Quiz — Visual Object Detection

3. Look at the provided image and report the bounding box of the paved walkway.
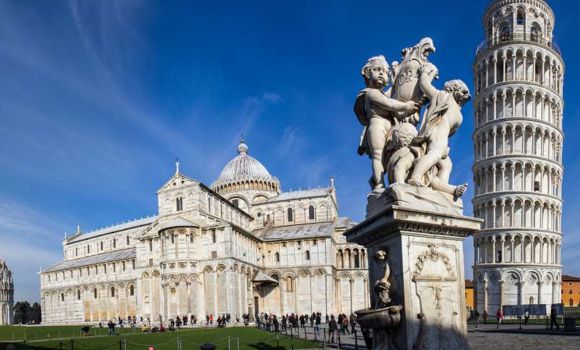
[271,322,580,350]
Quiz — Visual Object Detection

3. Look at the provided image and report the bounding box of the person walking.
[550,305,560,330]
[342,315,350,334]
[523,310,530,325]
[328,315,338,343]
[496,308,503,329]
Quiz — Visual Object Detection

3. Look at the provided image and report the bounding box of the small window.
[100,242,104,251]
[61,293,65,302]
[110,287,115,298]
[112,263,116,272]
[305,250,310,260]
[70,270,73,278]
[132,260,135,269]
[129,285,134,296]
[94,289,98,299]
[275,252,280,262]
[77,290,81,300]
[313,240,317,246]
[87,245,90,254]
[104,264,107,273]
[308,205,315,220]
[113,239,116,248]
[286,276,294,291]
[287,208,294,222]
[122,261,126,271]
[190,234,194,243]
[212,251,217,259]
[75,248,78,257]
[171,234,175,244]
[212,230,216,243]
[534,181,541,192]
[126,236,130,245]
[176,197,183,211]
[149,259,153,267]
[149,239,153,252]
[232,199,239,208]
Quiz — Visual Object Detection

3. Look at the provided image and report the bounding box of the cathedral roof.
[211,139,280,193]
[157,217,202,231]
[264,187,332,203]
[43,248,136,273]
[67,216,157,243]
[256,222,335,241]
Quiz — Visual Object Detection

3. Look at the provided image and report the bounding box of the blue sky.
[0,0,578,302]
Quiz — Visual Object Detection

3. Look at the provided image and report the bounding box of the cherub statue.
[407,62,470,197]
[354,56,419,192]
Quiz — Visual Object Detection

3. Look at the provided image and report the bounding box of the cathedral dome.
[211,139,280,195]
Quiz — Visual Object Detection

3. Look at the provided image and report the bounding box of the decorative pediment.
[157,173,199,193]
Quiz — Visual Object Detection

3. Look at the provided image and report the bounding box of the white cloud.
[0,199,71,302]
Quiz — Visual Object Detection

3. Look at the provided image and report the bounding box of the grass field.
[0,326,319,350]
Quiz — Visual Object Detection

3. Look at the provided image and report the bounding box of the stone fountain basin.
[356,305,403,329]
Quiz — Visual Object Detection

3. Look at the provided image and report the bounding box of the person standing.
[328,315,338,343]
[523,310,530,326]
[496,308,503,329]
[550,305,560,330]
[350,314,357,334]
[482,310,488,324]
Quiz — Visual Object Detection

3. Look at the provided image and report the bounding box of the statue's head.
[391,123,418,148]
[444,79,471,106]
[361,55,389,88]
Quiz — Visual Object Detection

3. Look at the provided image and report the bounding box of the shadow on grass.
[247,343,287,350]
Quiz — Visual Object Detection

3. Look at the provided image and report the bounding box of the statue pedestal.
[345,186,481,350]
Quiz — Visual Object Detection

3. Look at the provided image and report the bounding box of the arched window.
[110,287,115,298]
[77,290,81,300]
[94,288,98,299]
[129,285,134,296]
[287,208,294,222]
[232,199,239,208]
[61,293,65,302]
[176,197,183,211]
[516,8,525,26]
[354,250,360,268]
[275,252,280,262]
[499,23,511,42]
[305,250,310,260]
[530,23,542,43]
[286,276,294,291]
[308,205,315,220]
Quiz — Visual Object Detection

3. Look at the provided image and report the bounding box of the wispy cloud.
[0,199,71,302]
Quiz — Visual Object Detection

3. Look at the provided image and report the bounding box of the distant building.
[561,275,580,307]
[0,259,14,325]
[40,140,369,324]
[465,280,474,312]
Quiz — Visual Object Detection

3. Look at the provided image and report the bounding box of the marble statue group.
[355,37,470,198]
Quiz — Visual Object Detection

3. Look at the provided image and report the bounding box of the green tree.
[13,301,31,324]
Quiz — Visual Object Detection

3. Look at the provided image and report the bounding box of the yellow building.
[562,275,580,307]
[465,280,474,312]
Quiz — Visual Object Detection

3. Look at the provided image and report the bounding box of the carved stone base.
[367,183,463,219]
[345,202,481,350]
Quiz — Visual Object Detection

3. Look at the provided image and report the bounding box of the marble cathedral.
[40,140,369,324]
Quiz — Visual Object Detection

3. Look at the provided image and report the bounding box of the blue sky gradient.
[0,0,578,302]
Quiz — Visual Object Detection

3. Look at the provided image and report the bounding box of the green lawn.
[0,326,319,350]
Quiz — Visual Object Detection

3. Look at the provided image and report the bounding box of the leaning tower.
[472,0,564,314]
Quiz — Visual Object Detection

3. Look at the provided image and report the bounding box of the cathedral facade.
[0,259,14,325]
[40,140,369,324]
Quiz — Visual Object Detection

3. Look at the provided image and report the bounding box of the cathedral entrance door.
[254,297,259,316]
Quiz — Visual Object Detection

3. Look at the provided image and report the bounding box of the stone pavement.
[272,323,580,350]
